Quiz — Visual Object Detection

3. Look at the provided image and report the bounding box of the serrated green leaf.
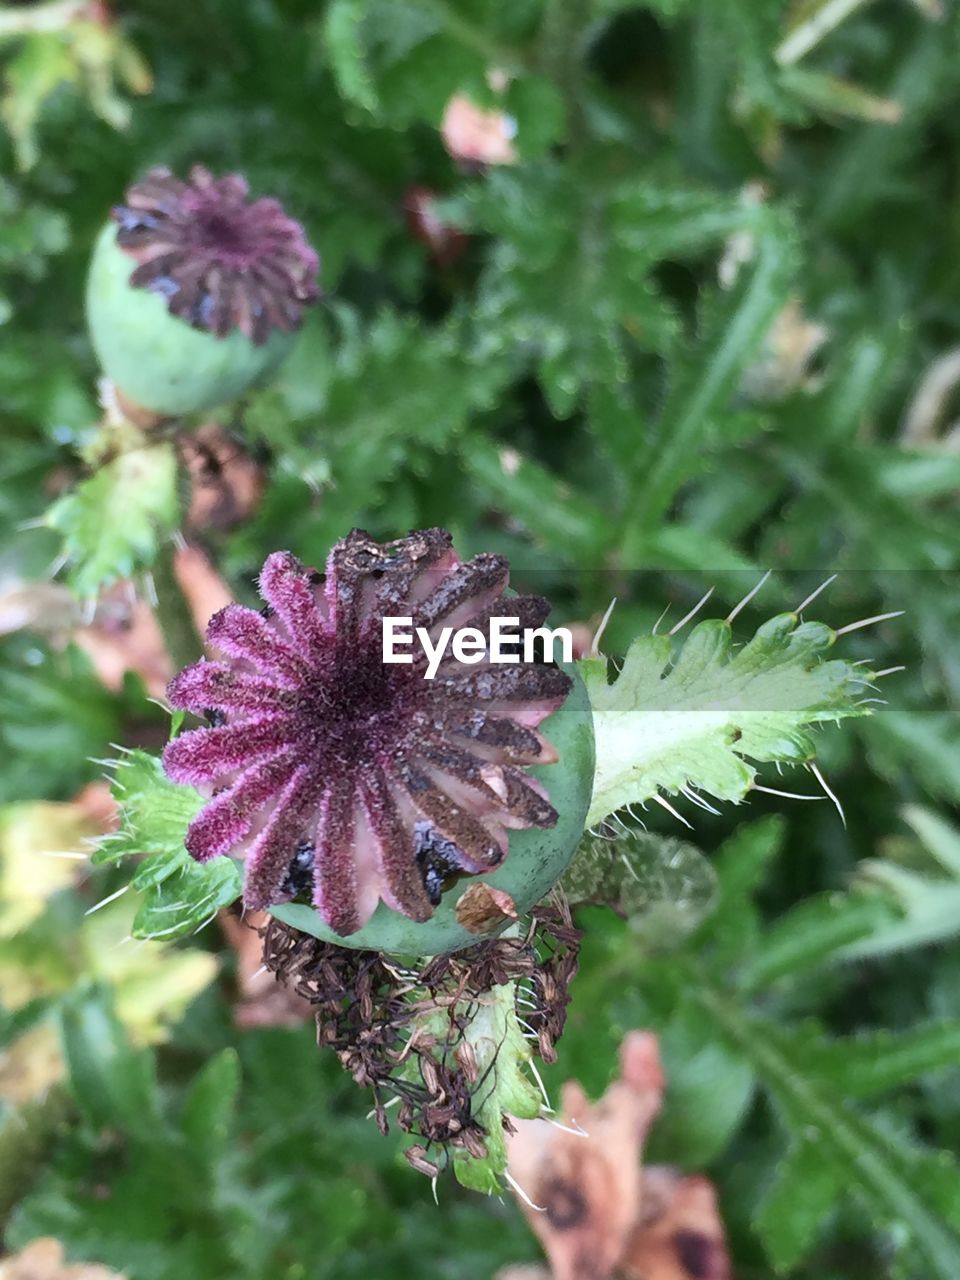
[45,441,179,597]
[625,208,799,538]
[738,890,897,993]
[316,0,510,126]
[651,998,756,1166]
[712,813,786,903]
[755,1137,842,1271]
[842,866,960,960]
[93,750,240,942]
[94,751,202,868]
[132,860,241,941]
[401,977,545,1198]
[693,975,960,1279]
[794,1022,960,1100]
[324,0,381,113]
[469,167,771,417]
[180,1049,241,1156]
[863,712,960,807]
[836,806,960,960]
[704,815,786,967]
[582,611,868,827]
[247,309,508,553]
[459,434,608,559]
[418,981,541,1195]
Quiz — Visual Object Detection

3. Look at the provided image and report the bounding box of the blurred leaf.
[45,442,179,598]
[863,711,960,807]
[755,1137,842,1271]
[0,800,94,937]
[59,988,160,1140]
[793,1021,960,1100]
[564,829,718,947]
[693,978,960,1279]
[468,167,774,417]
[737,889,897,992]
[651,999,756,1166]
[625,208,800,538]
[0,643,121,804]
[842,807,960,959]
[458,434,608,559]
[0,14,151,169]
[180,1048,240,1157]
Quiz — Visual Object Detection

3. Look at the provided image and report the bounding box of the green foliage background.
[2,0,960,1277]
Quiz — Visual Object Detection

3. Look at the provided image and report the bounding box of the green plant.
[0,0,956,1274]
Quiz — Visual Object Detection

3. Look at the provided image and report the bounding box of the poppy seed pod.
[162,528,595,956]
[86,166,319,417]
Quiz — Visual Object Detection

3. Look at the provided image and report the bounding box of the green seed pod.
[269,665,595,956]
[85,166,319,418]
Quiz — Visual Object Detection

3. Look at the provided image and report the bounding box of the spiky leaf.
[45,441,179,597]
[581,611,869,827]
[93,751,240,941]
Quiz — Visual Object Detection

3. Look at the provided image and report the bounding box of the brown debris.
[179,423,265,533]
[403,186,469,267]
[74,584,171,698]
[261,901,581,1175]
[71,544,230,697]
[2,536,232,701]
[455,883,519,934]
[169,541,234,631]
[623,1168,730,1280]
[504,1033,731,1280]
[218,908,312,1029]
[0,1239,124,1280]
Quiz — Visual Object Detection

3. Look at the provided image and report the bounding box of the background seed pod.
[269,664,595,957]
[86,223,296,417]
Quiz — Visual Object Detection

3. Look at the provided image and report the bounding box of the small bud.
[86,165,319,417]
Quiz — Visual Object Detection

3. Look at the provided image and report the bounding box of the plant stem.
[774,0,876,66]
[151,541,203,673]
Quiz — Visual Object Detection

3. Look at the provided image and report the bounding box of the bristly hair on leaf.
[45,437,179,597]
[92,749,241,941]
[581,610,873,829]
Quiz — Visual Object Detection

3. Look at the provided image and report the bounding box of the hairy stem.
[151,540,203,673]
